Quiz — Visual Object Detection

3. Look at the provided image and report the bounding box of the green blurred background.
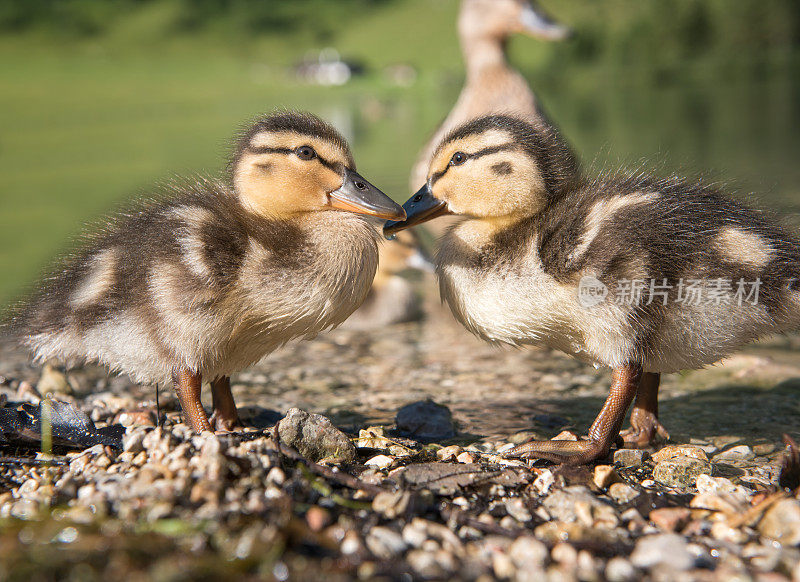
[1,0,799,308]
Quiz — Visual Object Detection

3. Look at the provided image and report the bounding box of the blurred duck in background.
[342,229,433,329]
[409,0,573,193]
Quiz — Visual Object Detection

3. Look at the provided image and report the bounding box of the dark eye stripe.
[247,146,343,173]
[430,143,516,186]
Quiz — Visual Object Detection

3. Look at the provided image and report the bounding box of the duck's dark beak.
[383,184,451,237]
[329,169,406,221]
[520,1,570,41]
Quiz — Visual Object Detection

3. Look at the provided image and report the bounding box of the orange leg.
[620,372,670,447]
[172,368,212,433]
[509,364,643,465]
[209,375,241,432]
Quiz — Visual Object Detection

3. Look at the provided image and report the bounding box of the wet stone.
[395,399,455,440]
[276,408,356,463]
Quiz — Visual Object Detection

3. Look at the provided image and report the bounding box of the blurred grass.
[1,0,799,308]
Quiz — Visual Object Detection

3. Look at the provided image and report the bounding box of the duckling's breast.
[436,221,646,369]
[214,212,379,373]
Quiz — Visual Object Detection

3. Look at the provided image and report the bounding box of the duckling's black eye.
[450,152,467,166]
[295,146,316,161]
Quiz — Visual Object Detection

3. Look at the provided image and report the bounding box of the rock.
[364,455,394,469]
[652,445,709,463]
[365,526,407,559]
[395,399,455,440]
[122,427,149,453]
[713,445,756,463]
[613,448,647,467]
[504,498,532,523]
[542,486,613,523]
[552,430,579,441]
[605,556,637,582]
[710,521,748,544]
[373,491,417,519]
[534,522,627,546]
[695,474,748,500]
[16,380,41,403]
[389,462,483,495]
[648,507,690,532]
[608,483,639,504]
[276,408,356,463]
[594,465,621,488]
[508,536,548,570]
[436,445,463,461]
[305,506,331,532]
[653,456,712,488]
[37,364,74,396]
[407,549,448,579]
[753,443,777,456]
[456,451,475,464]
[689,492,744,514]
[533,469,555,495]
[630,534,694,571]
[758,498,800,545]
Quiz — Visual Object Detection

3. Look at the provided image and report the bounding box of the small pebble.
[613,448,646,467]
[653,456,712,488]
[630,533,694,570]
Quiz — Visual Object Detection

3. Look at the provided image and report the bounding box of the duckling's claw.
[210,376,242,432]
[620,372,669,448]
[507,364,643,466]
[172,368,213,433]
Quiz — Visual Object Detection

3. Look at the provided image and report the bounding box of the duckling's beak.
[383,184,451,237]
[520,1,570,40]
[328,169,406,221]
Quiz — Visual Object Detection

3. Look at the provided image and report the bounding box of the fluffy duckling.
[12,111,405,433]
[342,230,433,329]
[409,0,571,192]
[386,115,800,465]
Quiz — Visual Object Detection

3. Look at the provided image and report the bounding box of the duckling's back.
[538,175,800,370]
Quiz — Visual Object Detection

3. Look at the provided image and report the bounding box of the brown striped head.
[385,115,577,235]
[231,111,404,220]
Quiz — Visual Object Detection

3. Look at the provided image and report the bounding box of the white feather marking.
[569,192,659,264]
[70,248,118,307]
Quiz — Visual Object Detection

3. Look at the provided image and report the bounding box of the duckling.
[342,230,433,329]
[11,111,405,433]
[409,0,571,193]
[386,114,800,465]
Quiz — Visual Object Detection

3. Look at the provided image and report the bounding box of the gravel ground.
[1,280,800,581]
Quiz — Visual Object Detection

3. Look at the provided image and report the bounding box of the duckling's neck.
[461,34,509,79]
[452,214,529,251]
